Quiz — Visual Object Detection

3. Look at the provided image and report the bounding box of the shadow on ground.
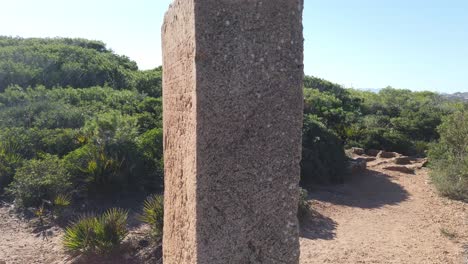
[307,169,409,209]
[71,238,162,264]
[300,209,337,240]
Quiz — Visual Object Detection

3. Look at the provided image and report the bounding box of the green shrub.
[138,194,164,238]
[298,188,309,218]
[413,140,429,157]
[301,115,348,185]
[53,193,72,219]
[63,208,128,254]
[134,67,163,98]
[54,193,72,207]
[64,144,124,193]
[428,109,468,201]
[348,127,417,156]
[38,129,80,156]
[0,141,23,190]
[136,128,164,190]
[7,154,71,207]
[63,215,100,253]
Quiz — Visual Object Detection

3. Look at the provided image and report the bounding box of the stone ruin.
[162,0,304,263]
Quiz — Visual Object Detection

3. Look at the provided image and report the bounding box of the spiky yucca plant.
[54,193,71,207]
[63,208,128,254]
[138,194,164,238]
[63,214,99,253]
[97,208,129,251]
[53,193,72,220]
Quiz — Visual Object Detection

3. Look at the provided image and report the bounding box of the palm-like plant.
[63,208,128,254]
[53,193,72,219]
[63,214,99,253]
[138,194,164,238]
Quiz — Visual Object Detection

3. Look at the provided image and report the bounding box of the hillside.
[443,92,468,102]
[0,36,162,97]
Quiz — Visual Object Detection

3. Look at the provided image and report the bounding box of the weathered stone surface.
[383,165,415,174]
[162,0,304,263]
[377,151,399,159]
[349,158,367,174]
[365,149,380,157]
[363,156,377,162]
[394,156,411,165]
[162,1,198,262]
[351,147,365,155]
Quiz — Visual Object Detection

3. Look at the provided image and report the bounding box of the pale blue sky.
[1,0,467,93]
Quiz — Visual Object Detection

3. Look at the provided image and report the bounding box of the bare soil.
[0,206,66,264]
[0,201,162,264]
[0,157,466,263]
[300,158,468,264]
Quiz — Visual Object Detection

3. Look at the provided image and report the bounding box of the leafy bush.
[63,208,128,254]
[298,188,309,218]
[0,140,23,190]
[7,154,71,207]
[53,193,72,219]
[136,128,164,190]
[355,128,416,156]
[63,144,124,194]
[63,111,159,194]
[428,109,468,201]
[138,194,164,238]
[301,115,348,185]
[38,129,80,156]
[133,67,162,98]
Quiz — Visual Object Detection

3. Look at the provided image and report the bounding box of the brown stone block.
[162,0,304,263]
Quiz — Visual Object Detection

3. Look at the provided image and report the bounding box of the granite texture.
[162,0,304,263]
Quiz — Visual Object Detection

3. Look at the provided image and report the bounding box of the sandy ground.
[0,157,466,263]
[300,158,468,264]
[0,205,162,264]
[0,206,67,264]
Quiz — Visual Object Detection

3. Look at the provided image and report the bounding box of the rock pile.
[347,147,427,175]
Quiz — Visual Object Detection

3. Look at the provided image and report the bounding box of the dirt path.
[0,206,68,264]
[300,158,468,264]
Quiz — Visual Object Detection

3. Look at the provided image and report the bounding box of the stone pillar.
[162,0,304,263]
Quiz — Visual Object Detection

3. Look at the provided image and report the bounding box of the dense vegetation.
[301,76,463,185]
[0,85,164,206]
[303,77,458,156]
[429,107,468,201]
[0,37,164,207]
[0,36,465,205]
[0,37,162,95]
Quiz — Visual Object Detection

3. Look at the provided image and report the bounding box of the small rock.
[421,159,429,167]
[383,165,415,174]
[349,158,367,174]
[365,149,380,157]
[351,147,365,155]
[363,157,376,162]
[377,151,399,159]
[394,156,411,165]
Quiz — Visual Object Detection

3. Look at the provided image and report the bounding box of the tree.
[429,108,468,201]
